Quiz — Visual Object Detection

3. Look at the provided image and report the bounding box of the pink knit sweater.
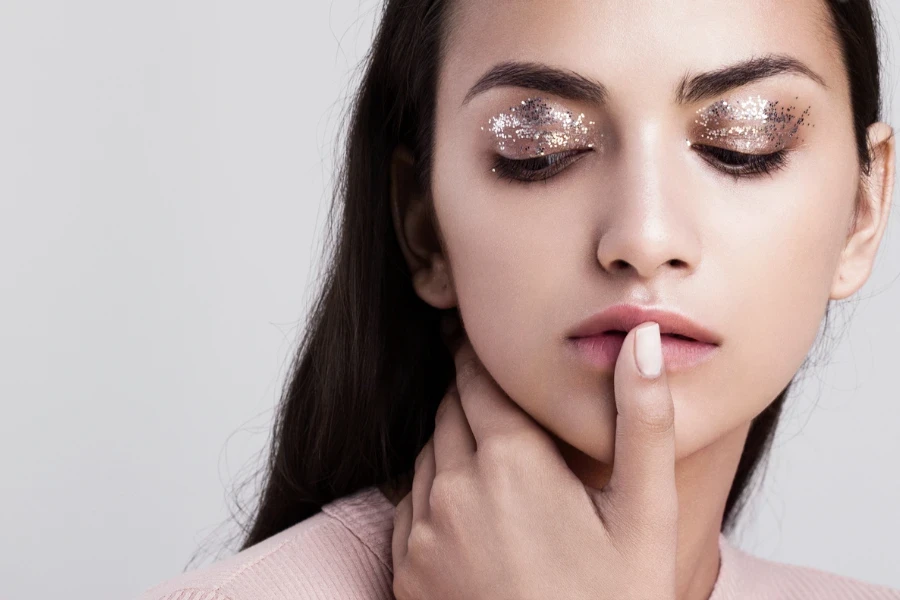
[136,485,900,600]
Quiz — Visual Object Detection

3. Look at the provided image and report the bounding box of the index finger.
[595,322,678,540]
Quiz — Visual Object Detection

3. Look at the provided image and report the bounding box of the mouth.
[565,303,722,372]
[568,330,719,372]
[566,303,723,346]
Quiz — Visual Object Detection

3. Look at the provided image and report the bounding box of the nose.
[595,128,702,280]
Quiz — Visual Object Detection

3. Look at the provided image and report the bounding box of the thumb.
[594,322,678,540]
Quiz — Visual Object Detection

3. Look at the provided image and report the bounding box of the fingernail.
[635,322,662,379]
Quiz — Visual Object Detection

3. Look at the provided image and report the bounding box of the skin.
[383,0,895,598]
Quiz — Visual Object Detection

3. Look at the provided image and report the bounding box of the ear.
[390,145,457,309]
[830,122,895,301]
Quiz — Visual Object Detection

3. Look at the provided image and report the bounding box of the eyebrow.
[461,54,828,108]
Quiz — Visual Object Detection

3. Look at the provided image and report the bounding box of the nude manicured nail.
[635,323,662,379]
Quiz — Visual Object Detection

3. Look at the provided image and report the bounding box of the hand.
[390,320,678,600]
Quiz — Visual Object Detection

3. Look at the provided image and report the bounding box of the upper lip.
[568,303,722,345]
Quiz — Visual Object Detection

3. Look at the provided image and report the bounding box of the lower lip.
[568,332,719,373]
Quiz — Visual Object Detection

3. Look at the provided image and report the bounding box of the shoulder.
[134,486,397,600]
[713,533,900,599]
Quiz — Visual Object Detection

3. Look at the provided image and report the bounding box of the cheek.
[432,170,576,408]
[437,192,560,360]
[716,162,856,424]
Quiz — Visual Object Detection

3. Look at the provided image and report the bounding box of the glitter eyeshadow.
[481,97,602,157]
[689,94,813,154]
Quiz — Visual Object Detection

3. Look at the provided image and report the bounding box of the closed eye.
[692,144,790,181]
[491,149,591,183]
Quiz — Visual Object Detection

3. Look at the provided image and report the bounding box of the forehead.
[440,0,843,108]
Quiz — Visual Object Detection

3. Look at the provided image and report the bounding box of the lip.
[566,303,722,373]
[567,303,723,345]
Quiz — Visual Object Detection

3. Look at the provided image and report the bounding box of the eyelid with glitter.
[480,96,604,158]
[690,94,814,154]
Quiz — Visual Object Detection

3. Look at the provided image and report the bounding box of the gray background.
[1,1,898,599]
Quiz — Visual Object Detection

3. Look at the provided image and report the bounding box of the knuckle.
[478,433,534,472]
[478,436,513,468]
[633,402,675,435]
[428,475,450,511]
[428,469,465,519]
[406,520,435,556]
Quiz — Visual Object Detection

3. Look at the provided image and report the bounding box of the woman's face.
[398,0,893,469]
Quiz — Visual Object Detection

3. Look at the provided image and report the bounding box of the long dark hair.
[233,0,886,551]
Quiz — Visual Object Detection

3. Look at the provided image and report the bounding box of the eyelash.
[491,150,590,183]
[491,145,790,184]
[693,144,790,182]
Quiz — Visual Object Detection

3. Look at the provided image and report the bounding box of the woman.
[137,0,899,598]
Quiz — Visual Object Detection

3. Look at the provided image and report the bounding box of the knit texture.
[135,485,900,600]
